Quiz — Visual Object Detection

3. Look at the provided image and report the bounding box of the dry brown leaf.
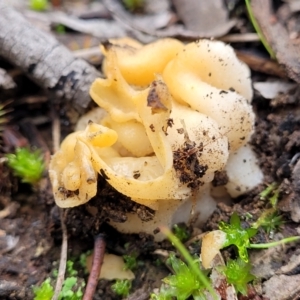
[104,0,234,40]
[172,0,236,37]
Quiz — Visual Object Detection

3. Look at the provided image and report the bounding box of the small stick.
[51,108,68,300]
[83,234,106,300]
[52,209,68,300]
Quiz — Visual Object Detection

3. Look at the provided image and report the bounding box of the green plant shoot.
[219,212,257,262]
[219,212,300,259]
[33,278,54,300]
[249,236,300,249]
[259,183,277,200]
[6,147,44,184]
[33,259,85,300]
[252,210,283,234]
[111,279,132,297]
[160,227,217,300]
[220,258,255,295]
[245,0,275,58]
[164,253,209,300]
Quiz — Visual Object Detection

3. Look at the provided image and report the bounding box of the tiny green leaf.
[33,278,54,300]
[219,212,257,262]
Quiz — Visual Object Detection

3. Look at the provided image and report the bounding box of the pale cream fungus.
[49,38,262,238]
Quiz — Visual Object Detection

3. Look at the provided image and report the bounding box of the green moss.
[33,278,54,300]
[123,254,138,270]
[220,258,255,295]
[111,279,132,297]
[33,260,85,300]
[6,147,45,184]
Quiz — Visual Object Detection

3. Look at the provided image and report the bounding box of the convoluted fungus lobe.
[49,37,260,220]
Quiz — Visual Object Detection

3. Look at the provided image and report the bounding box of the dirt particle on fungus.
[162,118,174,135]
[149,124,155,132]
[58,187,79,198]
[153,228,160,234]
[177,128,184,134]
[219,90,228,95]
[229,87,235,92]
[167,118,174,127]
[173,140,208,189]
[87,177,96,184]
[212,170,229,186]
[133,170,141,179]
[137,207,155,221]
[147,80,168,114]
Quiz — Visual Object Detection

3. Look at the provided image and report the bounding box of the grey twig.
[0,3,100,113]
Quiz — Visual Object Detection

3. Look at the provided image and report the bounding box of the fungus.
[49,38,262,238]
[86,253,135,280]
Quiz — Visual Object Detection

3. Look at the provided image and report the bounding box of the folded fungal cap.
[49,38,256,210]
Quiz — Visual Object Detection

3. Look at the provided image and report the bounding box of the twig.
[73,47,103,65]
[52,208,68,300]
[236,50,287,78]
[220,33,260,43]
[0,3,100,114]
[83,234,106,300]
[73,47,103,60]
[51,108,61,154]
[51,107,68,300]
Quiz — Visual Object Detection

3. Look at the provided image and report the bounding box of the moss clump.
[6,147,44,184]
